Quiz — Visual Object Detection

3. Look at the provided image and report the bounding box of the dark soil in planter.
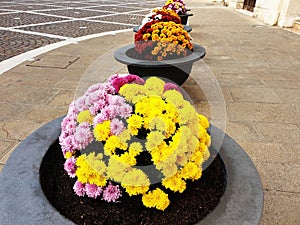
[40,140,226,225]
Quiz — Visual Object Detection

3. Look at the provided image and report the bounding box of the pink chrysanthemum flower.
[75,95,88,112]
[86,83,103,95]
[110,118,125,135]
[60,135,76,156]
[73,181,85,197]
[74,122,93,150]
[119,104,133,119]
[64,157,77,178]
[85,184,103,199]
[102,182,122,203]
[93,106,113,126]
[164,82,181,93]
[85,90,108,108]
[61,118,77,136]
[108,95,125,106]
[110,74,145,92]
[67,100,79,116]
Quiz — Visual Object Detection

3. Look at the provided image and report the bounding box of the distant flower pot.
[133,25,192,33]
[114,43,206,85]
[179,13,193,25]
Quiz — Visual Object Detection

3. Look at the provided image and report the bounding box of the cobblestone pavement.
[0,0,162,62]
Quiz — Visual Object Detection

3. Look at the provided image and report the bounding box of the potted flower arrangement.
[59,74,212,211]
[141,8,181,27]
[115,21,205,85]
[163,0,193,25]
[0,74,263,225]
[133,8,192,33]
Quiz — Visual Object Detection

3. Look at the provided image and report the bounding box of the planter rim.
[114,43,206,67]
[0,117,263,225]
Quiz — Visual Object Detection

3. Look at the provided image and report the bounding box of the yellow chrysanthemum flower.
[149,117,167,132]
[119,83,144,102]
[112,150,138,166]
[150,142,173,164]
[180,161,202,181]
[106,157,131,183]
[156,158,178,177]
[163,90,184,107]
[162,173,186,193]
[142,188,170,211]
[190,149,204,166]
[104,135,127,156]
[146,131,165,151]
[118,129,131,143]
[129,142,143,152]
[198,114,210,129]
[122,169,150,196]
[94,120,110,141]
[64,151,73,159]
[144,77,165,96]
[77,110,94,124]
[76,154,107,187]
[127,114,143,136]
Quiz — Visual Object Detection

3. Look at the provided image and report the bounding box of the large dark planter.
[133,25,192,33]
[114,43,206,85]
[0,117,263,225]
[179,13,193,25]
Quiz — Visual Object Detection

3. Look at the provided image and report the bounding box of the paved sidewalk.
[0,1,299,225]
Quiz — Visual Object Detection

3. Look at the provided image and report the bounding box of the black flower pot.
[0,117,263,225]
[114,44,206,85]
[133,25,192,33]
[179,13,193,25]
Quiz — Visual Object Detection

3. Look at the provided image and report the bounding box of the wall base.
[254,7,279,26]
[278,15,296,27]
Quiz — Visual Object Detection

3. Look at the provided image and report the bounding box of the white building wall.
[278,0,300,27]
[254,0,283,25]
[223,0,300,27]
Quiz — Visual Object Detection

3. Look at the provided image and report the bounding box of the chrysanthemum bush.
[60,74,211,211]
[164,0,187,15]
[133,21,193,60]
[141,8,181,27]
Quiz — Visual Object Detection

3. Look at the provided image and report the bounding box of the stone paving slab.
[88,5,145,13]
[239,141,300,165]
[227,102,300,124]
[92,14,144,25]
[228,87,282,103]
[262,191,300,225]
[20,20,133,38]
[0,30,61,62]
[36,9,113,18]
[0,12,67,27]
[3,4,62,11]
[255,122,300,143]
[255,162,300,193]
[47,2,100,8]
